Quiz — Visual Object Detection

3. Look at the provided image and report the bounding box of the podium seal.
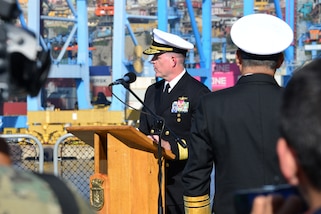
[90,178,104,211]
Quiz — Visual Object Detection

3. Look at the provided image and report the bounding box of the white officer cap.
[143,28,194,56]
[231,13,293,56]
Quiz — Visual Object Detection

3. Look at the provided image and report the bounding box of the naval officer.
[182,13,294,214]
[138,28,211,214]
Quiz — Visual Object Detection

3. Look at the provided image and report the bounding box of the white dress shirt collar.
[164,70,186,92]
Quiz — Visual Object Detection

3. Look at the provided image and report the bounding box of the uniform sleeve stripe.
[178,139,188,160]
[184,195,211,214]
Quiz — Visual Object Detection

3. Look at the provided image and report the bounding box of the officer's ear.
[277,138,299,185]
[235,49,242,68]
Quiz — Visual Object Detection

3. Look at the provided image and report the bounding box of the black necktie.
[164,83,170,94]
[159,83,170,114]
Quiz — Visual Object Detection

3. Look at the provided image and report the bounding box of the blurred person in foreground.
[0,137,96,214]
[0,0,95,212]
[182,13,294,214]
[250,58,321,214]
[139,28,211,213]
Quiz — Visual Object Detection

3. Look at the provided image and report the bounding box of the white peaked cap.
[230,13,293,55]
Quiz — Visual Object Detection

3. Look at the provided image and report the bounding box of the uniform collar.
[165,69,186,92]
[238,73,279,85]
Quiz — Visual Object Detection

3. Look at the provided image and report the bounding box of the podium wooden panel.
[67,125,175,214]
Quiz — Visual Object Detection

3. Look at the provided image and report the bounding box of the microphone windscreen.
[125,72,137,84]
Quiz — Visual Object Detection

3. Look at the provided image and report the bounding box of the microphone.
[108,72,137,86]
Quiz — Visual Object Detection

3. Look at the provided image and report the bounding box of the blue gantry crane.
[25,0,295,112]
[1,0,296,135]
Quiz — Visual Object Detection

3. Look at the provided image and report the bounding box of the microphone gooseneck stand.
[121,82,186,214]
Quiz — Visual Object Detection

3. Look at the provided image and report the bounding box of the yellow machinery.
[3,108,140,145]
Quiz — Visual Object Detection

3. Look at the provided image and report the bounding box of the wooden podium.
[67,125,175,214]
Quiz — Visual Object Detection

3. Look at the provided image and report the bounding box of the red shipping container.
[2,102,27,115]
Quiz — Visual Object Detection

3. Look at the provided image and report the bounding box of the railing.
[53,133,94,200]
[0,134,44,173]
[0,133,94,201]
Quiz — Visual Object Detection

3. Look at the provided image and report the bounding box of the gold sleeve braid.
[184,195,211,214]
[178,139,188,160]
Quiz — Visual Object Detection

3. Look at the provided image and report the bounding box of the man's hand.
[148,135,171,150]
[250,194,305,214]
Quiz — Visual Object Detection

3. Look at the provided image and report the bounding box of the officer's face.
[150,52,175,81]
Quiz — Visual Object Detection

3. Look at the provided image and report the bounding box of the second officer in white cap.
[138,28,210,214]
[182,13,294,214]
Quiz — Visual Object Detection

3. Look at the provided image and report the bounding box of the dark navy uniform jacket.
[182,73,287,214]
[139,71,210,209]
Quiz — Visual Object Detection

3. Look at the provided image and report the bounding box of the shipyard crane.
[0,0,296,141]
[26,0,295,111]
[26,0,215,113]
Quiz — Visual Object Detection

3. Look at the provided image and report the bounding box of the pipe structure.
[109,0,127,111]
[76,0,92,109]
